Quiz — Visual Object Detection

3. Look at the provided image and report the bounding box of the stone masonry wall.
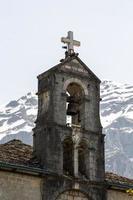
[0,170,42,200]
[56,190,88,200]
[0,170,133,200]
[107,189,133,200]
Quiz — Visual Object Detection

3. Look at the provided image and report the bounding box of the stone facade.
[0,168,133,200]
[107,189,133,200]
[56,190,88,200]
[0,170,42,200]
[33,55,106,200]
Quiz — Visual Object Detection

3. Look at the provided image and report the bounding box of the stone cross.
[61,31,80,54]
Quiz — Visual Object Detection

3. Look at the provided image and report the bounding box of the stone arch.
[64,79,87,127]
[63,78,88,96]
[56,190,88,200]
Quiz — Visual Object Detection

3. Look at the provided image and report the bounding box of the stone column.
[74,145,78,177]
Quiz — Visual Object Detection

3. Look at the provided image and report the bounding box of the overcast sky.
[0,0,133,104]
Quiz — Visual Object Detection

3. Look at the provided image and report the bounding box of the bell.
[67,102,78,116]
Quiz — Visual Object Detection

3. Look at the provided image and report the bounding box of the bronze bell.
[67,102,78,116]
[66,96,79,116]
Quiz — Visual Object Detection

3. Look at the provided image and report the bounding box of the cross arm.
[73,40,80,47]
[61,37,80,47]
[61,37,71,43]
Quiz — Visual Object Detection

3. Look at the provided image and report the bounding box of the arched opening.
[63,138,74,176]
[66,83,84,126]
[78,141,87,178]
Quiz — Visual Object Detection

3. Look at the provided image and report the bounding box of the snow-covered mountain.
[0,92,37,144]
[0,80,133,178]
[101,80,133,178]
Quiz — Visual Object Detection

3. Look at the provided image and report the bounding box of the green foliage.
[126,189,133,196]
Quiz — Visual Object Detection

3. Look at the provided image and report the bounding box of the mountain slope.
[0,81,133,178]
[0,92,37,145]
[101,80,133,178]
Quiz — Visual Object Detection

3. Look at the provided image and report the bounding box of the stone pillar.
[74,145,78,177]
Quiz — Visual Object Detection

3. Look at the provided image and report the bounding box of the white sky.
[0,0,133,104]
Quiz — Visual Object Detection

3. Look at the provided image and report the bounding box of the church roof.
[106,172,133,187]
[0,139,133,188]
[0,140,39,167]
[38,54,101,83]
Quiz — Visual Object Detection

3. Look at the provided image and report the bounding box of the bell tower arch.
[33,31,106,200]
[65,82,85,126]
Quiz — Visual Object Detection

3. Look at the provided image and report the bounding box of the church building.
[0,31,133,200]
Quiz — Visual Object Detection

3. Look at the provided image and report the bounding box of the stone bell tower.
[33,31,106,200]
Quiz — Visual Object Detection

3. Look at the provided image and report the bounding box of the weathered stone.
[0,171,41,200]
[107,190,133,200]
[56,190,87,200]
[33,54,106,199]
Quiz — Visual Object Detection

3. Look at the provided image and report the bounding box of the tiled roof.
[0,139,39,167]
[0,139,133,186]
[106,172,133,186]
